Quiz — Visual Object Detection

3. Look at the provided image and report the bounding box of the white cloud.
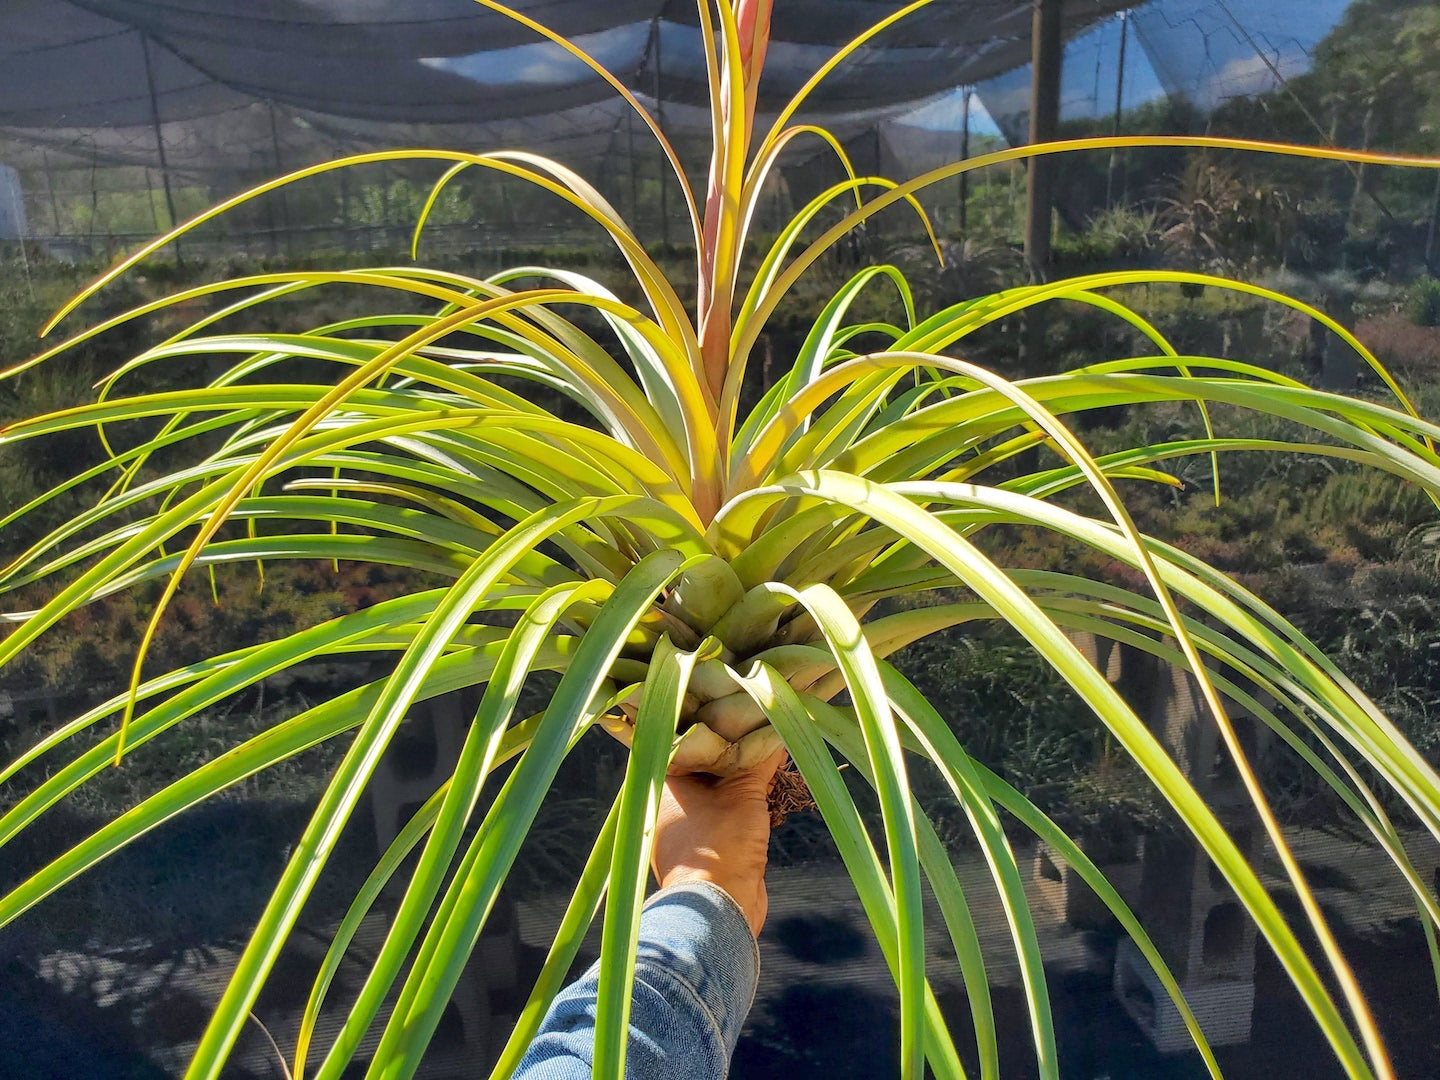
[422,23,647,88]
[1197,47,1311,108]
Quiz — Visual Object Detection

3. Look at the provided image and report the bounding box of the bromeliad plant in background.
[2,2,1440,1078]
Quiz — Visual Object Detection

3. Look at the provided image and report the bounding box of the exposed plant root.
[767,756,817,827]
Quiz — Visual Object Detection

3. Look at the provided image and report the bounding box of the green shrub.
[1407,275,1440,326]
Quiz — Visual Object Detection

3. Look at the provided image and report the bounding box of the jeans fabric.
[513,881,759,1079]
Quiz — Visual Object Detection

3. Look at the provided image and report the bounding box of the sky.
[422,1,1361,146]
[422,22,650,86]
[910,0,1356,145]
[1131,0,1356,108]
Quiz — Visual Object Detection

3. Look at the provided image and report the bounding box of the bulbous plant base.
[603,639,796,777]
[598,710,784,775]
[598,711,816,824]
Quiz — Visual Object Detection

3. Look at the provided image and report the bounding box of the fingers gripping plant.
[2,2,1440,1078]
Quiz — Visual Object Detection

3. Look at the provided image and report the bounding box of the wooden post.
[1021,0,1064,373]
[959,86,971,234]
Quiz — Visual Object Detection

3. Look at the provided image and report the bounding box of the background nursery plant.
[3,2,1440,1079]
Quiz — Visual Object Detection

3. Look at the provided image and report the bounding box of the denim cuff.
[636,881,761,1056]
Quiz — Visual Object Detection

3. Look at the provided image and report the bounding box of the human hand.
[651,746,788,937]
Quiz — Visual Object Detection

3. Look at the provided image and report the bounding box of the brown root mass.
[767,757,817,827]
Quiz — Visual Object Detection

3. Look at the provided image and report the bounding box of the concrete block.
[1113,937,1254,1054]
[1031,842,1141,930]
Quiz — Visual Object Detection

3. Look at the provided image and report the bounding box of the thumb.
[715,742,788,797]
[751,744,790,789]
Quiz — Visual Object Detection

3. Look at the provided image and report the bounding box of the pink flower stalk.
[699,0,773,402]
[734,0,773,130]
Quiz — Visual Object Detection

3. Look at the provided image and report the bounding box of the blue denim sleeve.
[512,881,760,1080]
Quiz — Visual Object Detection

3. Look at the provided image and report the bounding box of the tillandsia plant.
[2,1,1440,1078]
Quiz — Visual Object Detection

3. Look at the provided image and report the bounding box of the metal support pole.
[268,102,294,255]
[87,152,98,248]
[627,108,639,226]
[139,31,182,262]
[959,86,971,234]
[341,168,353,252]
[1022,0,1064,372]
[1105,10,1128,208]
[1426,170,1440,274]
[41,151,63,235]
[599,113,626,229]
[650,17,669,248]
[7,177,35,300]
[145,168,161,230]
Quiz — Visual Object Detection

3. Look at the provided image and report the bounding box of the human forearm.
[512,881,759,1080]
